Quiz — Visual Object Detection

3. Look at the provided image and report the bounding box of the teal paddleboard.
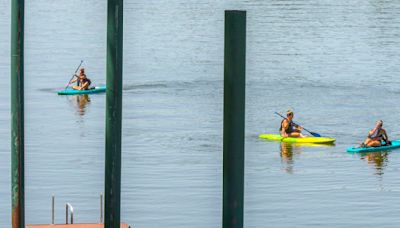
[347,140,400,152]
[57,86,106,95]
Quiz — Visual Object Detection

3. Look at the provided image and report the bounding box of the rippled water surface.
[2,1,400,227]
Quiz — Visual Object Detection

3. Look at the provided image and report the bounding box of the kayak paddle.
[274,112,321,137]
[65,60,84,89]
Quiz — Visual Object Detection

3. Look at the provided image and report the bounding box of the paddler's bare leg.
[288,132,301,138]
[73,85,83,90]
[366,140,381,147]
[288,130,307,138]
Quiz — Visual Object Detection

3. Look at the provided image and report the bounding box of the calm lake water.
[2,0,400,227]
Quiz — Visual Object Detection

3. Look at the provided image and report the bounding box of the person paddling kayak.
[279,110,306,138]
[69,68,91,90]
[361,120,391,147]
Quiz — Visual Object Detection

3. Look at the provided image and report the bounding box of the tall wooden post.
[105,0,123,227]
[11,0,25,228]
[223,10,246,228]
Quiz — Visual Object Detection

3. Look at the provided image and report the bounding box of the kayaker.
[279,110,306,138]
[69,68,91,90]
[361,120,391,147]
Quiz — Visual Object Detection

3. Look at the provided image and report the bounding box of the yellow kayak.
[259,134,335,144]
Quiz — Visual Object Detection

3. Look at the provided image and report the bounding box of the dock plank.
[26,224,129,228]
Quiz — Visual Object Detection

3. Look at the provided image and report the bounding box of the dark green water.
[2,0,400,227]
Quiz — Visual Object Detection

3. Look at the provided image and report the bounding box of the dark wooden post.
[223,10,246,228]
[105,0,123,227]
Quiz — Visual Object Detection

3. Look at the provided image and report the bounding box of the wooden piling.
[105,0,124,227]
[223,10,246,228]
[11,0,25,227]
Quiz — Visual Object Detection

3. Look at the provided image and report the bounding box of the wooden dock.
[26,224,130,228]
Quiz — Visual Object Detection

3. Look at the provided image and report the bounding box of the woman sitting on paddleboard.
[280,110,306,138]
[69,68,91,90]
[361,120,391,147]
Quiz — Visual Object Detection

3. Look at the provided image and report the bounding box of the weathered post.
[223,10,246,228]
[105,0,123,227]
[11,0,25,228]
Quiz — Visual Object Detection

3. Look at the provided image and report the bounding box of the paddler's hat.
[286,110,293,116]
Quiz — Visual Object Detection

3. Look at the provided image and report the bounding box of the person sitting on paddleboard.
[361,120,391,147]
[69,68,91,90]
[280,110,306,138]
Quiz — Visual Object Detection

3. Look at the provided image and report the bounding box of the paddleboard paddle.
[274,112,321,137]
[65,60,84,89]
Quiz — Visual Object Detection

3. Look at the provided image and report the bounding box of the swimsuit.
[280,120,297,134]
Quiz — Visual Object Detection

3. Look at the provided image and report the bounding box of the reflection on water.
[279,142,335,174]
[359,152,389,176]
[280,143,297,174]
[68,94,91,116]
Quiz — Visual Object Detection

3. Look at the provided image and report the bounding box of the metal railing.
[52,195,55,224]
[51,194,107,225]
[66,203,74,224]
[100,193,103,223]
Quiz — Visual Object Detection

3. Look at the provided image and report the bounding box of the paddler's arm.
[292,122,302,131]
[382,129,390,142]
[368,126,379,137]
[69,78,78,84]
[80,81,89,90]
[281,120,288,137]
